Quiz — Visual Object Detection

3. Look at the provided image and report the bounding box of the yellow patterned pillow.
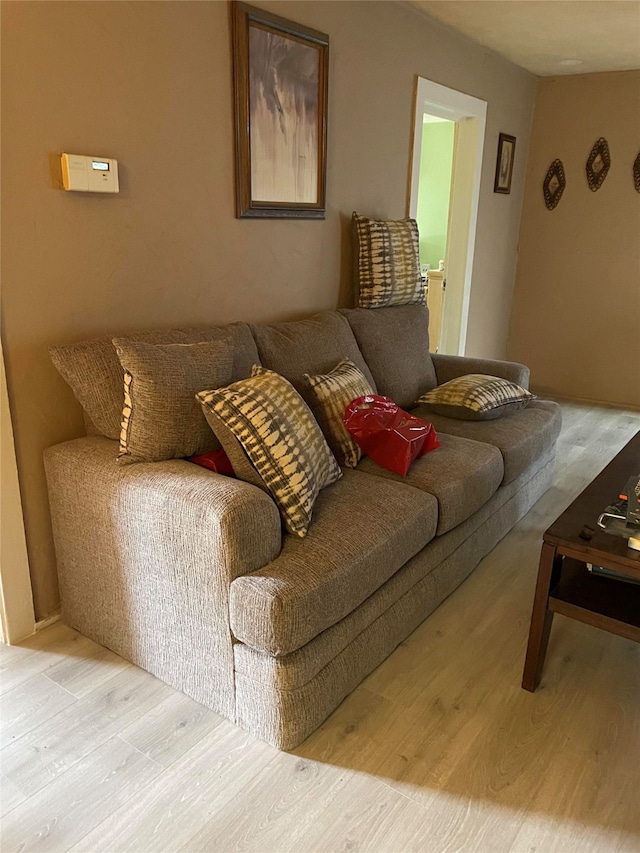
[304,359,375,468]
[417,374,534,421]
[353,212,425,309]
[197,366,341,537]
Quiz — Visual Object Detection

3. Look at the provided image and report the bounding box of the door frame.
[409,77,487,355]
[1,342,36,644]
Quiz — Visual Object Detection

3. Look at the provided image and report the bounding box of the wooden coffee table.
[522,431,640,691]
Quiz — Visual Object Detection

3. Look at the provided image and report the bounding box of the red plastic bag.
[343,395,440,476]
[188,448,235,476]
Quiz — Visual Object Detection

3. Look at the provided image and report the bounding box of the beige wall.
[509,71,640,407]
[1,1,536,618]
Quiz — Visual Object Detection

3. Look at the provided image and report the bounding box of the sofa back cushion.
[50,322,260,440]
[340,304,438,410]
[250,312,376,407]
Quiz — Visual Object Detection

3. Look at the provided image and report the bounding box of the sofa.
[45,303,562,749]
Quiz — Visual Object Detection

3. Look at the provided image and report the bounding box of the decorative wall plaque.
[634,152,640,193]
[543,159,566,210]
[586,138,610,192]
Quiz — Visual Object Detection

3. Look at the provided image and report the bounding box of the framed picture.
[231,1,329,219]
[494,133,516,194]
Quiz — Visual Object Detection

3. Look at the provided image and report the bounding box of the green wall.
[416,120,455,270]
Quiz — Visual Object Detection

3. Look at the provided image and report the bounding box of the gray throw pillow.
[113,338,233,464]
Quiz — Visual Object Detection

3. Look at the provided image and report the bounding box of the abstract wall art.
[231,2,329,219]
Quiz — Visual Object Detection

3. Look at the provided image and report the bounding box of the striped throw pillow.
[417,374,535,421]
[304,359,375,468]
[197,366,341,537]
[353,212,425,309]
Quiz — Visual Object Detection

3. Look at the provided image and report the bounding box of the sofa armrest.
[431,354,530,390]
[44,436,281,719]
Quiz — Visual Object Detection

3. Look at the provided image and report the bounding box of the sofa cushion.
[234,443,556,696]
[412,399,562,485]
[198,367,341,538]
[417,373,534,420]
[341,304,438,409]
[352,212,424,308]
[113,338,234,464]
[303,358,375,468]
[250,312,376,407]
[355,432,503,535]
[229,468,438,656]
[50,322,260,440]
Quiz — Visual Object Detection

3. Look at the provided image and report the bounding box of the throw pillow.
[113,338,234,464]
[352,212,424,309]
[197,366,342,537]
[304,358,375,468]
[417,374,535,421]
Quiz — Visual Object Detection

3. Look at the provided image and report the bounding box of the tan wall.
[509,71,640,407]
[1,0,536,618]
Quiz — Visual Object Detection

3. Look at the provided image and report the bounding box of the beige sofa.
[45,304,561,749]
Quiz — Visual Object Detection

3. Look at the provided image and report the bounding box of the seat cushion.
[413,399,562,485]
[250,312,376,408]
[50,322,260,440]
[341,304,437,410]
[229,468,438,656]
[355,433,503,535]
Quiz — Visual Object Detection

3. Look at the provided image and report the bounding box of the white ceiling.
[409,1,640,77]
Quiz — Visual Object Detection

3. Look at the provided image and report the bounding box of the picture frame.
[493,133,516,194]
[231,1,329,219]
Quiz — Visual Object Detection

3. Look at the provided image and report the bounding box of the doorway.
[409,78,487,355]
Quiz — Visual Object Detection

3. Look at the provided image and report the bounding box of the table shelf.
[550,558,640,641]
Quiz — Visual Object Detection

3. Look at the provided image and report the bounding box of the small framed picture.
[494,133,516,194]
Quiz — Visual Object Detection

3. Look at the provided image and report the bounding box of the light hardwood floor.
[2,400,639,853]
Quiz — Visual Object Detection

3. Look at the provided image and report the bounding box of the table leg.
[522,542,562,691]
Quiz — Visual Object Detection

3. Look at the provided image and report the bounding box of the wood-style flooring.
[1,400,639,852]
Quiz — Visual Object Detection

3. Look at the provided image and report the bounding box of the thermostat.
[61,153,119,193]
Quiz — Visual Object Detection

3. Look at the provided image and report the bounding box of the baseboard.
[530,390,640,413]
[35,611,61,632]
